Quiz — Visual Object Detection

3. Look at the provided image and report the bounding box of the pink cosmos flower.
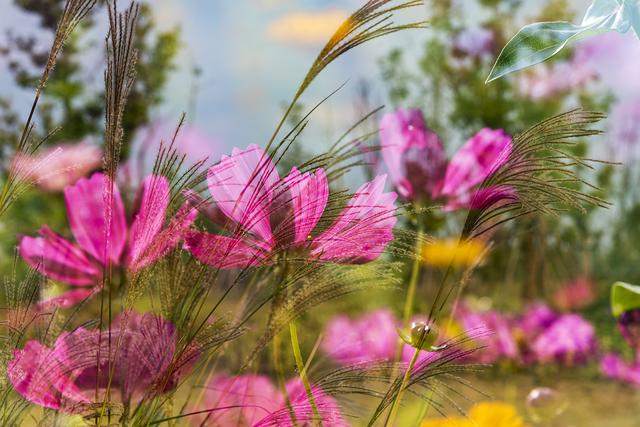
[454,302,518,364]
[185,144,397,268]
[322,309,398,365]
[531,314,597,365]
[553,277,596,311]
[601,353,640,386]
[11,141,102,192]
[379,109,447,201]
[512,303,560,364]
[322,310,445,367]
[7,311,199,413]
[193,375,347,426]
[516,303,559,339]
[379,109,513,209]
[19,172,196,308]
[192,375,283,426]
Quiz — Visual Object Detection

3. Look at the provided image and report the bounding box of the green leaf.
[611,281,640,317]
[486,0,640,83]
[486,21,604,83]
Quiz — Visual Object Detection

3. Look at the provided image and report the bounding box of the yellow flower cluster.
[422,401,529,427]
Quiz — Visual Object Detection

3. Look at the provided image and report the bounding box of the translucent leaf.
[611,281,640,317]
[487,0,640,82]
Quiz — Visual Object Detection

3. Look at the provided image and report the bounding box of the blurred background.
[0,0,603,152]
[2,0,640,425]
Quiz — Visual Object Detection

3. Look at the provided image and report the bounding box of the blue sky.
[0,0,594,157]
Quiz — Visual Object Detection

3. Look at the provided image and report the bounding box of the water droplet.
[410,321,437,349]
[525,387,568,423]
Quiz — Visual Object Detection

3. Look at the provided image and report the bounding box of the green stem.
[386,346,421,427]
[402,226,424,329]
[289,320,323,426]
[274,330,298,425]
[413,400,428,426]
[394,225,424,365]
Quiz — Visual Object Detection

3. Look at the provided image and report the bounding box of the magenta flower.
[7,311,199,413]
[185,144,397,268]
[19,172,196,308]
[601,353,640,386]
[322,310,444,367]
[192,375,283,426]
[379,109,512,209]
[379,109,447,201]
[322,309,398,365]
[12,141,102,192]
[531,314,597,365]
[516,303,559,339]
[454,302,518,364]
[618,308,640,350]
[260,379,348,427]
[194,375,347,426]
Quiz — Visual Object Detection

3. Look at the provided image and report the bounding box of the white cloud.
[266,8,348,47]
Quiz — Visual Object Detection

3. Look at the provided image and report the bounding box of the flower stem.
[395,224,424,366]
[386,346,421,427]
[289,320,323,426]
[402,226,424,328]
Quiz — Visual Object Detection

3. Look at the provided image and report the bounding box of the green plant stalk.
[394,224,424,366]
[413,400,429,426]
[402,226,424,328]
[274,328,299,426]
[386,346,422,427]
[289,320,323,426]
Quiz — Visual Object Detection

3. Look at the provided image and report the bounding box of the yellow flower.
[421,238,486,269]
[422,401,529,427]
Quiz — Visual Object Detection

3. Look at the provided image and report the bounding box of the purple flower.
[618,308,640,350]
[531,314,597,365]
[452,27,494,57]
[380,109,513,210]
[7,311,199,413]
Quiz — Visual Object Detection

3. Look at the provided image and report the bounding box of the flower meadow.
[0,0,639,426]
